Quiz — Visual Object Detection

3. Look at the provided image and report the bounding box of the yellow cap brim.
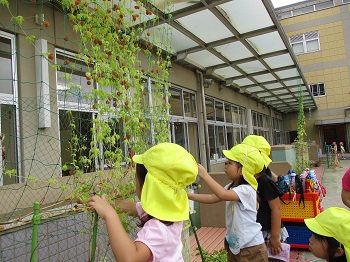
[304,217,332,237]
[132,154,143,164]
[222,150,237,162]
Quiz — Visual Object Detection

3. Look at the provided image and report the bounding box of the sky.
[271,0,306,8]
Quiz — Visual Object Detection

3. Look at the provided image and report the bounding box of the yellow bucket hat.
[222,144,264,190]
[133,142,197,222]
[242,135,272,167]
[304,207,350,261]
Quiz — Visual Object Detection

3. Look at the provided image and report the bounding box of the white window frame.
[0,31,21,185]
[206,96,247,163]
[309,83,326,97]
[290,31,320,55]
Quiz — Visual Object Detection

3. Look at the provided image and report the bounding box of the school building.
[276,0,350,152]
[1,0,349,261]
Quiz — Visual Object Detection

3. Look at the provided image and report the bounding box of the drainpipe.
[196,70,211,172]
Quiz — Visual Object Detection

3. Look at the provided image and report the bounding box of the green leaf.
[25,35,36,44]
[0,0,9,8]
[12,16,24,26]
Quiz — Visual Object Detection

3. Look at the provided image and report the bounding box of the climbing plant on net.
[0,0,173,222]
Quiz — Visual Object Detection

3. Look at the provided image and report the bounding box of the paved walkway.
[189,158,349,261]
[291,158,349,262]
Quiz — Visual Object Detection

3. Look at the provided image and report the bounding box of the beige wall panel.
[54,9,81,52]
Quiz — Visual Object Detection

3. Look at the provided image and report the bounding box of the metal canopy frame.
[140,0,317,113]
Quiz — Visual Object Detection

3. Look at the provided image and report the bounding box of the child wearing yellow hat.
[341,168,350,208]
[87,142,198,262]
[242,135,289,257]
[188,143,268,261]
[304,207,349,262]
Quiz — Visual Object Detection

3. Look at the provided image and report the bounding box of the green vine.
[294,87,309,175]
[1,0,174,231]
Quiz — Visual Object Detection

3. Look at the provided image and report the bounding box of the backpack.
[276,176,289,194]
[294,174,305,208]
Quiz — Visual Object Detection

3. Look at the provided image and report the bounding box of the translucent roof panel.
[176,10,233,43]
[187,50,225,68]
[264,54,294,69]
[233,78,254,87]
[264,83,284,90]
[214,67,241,79]
[147,0,317,112]
[253,73,276,83]
[217,0,274,34]
[246,86,264,92]
[276,68,300,79]
[214,42,254,61]
[246,32,286,55]
[238,60,266,74]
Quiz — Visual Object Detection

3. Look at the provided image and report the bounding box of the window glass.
[205,98,214,120]
[233,106,239,124]
[226,126,234,149]
[103,118,125,169]
[293,6,314,16]
[306,39,319,52]
[183,91,196,118]
[174,122,186,148]
[208,125,215,159]
[1,104,17,185]
[169,87,182,116]
[0,37,13,95]
[59,110,94,173]
[224,103,232,123]
[56,52,92,106]
[240,108,246,125]
[316,1,334,10]
[252,111,258,126]
[140,79,150,113]
[310,83,326,97]
[233,127,240,145]
[215,126,225,159]
[215,101,224,122]
[150,80,166,111]
[241,127,247,142]
[292,43,304,54]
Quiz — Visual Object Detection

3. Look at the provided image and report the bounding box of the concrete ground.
[290,156,349,262]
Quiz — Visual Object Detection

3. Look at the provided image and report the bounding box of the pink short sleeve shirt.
[342,168,350,191]
[135,202,184,262]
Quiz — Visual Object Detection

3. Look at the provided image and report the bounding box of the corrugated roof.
[140,0,317,113]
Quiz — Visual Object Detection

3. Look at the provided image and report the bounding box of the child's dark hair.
[313,232,346,262]
[136,163,173,227]
[228,161,249,189]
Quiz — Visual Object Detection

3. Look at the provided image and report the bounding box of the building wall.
[280,2,350,146]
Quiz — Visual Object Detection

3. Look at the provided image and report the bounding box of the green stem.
[90,211,99,262]
[30,202,40,262]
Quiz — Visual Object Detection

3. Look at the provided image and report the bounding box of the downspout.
[196,70,211,172]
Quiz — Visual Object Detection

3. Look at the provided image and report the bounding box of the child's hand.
[87,195,118,221]
[198,164,209,178]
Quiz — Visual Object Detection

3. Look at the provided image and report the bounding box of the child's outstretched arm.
[114,200,138,216]
[198,164,240,201]
[87,195,151,262]
[268,197,282,255]
[187,192,221,204]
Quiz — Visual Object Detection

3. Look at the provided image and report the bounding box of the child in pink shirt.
[87,143,198,261]
[341,168,350,208]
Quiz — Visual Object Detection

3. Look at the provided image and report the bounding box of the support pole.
[90,211,99,262]
[31,202,40,262]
